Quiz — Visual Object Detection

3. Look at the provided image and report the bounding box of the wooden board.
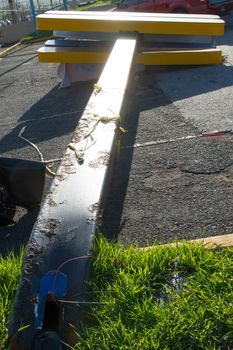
[37,11,224,36]
[38,46,222,65]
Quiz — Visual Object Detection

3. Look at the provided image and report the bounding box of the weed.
[21,30,53,43]
[73,238,233,349]
[0,249,24,349]
[0,240,232,349]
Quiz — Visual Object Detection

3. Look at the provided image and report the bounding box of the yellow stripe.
[38,47,108,64]
[38,47,222,65]
[37,13,224,36]
[136,49,222,65]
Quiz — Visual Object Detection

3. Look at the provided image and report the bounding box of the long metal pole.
[8,36,137,350]
[29,0,37,33]
[63,0,68,11]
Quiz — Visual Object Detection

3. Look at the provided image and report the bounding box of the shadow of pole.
[103,70,144,240]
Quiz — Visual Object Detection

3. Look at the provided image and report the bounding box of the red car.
[116,0,233,16]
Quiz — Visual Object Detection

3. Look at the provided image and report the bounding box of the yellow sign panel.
[38,47,222,65]
[37,11,224,36]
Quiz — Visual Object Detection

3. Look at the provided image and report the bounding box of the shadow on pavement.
[0,81,93,256]
[0,81,93,155]
[0,207,40,257]
[103,71,156,240]
[152,63,233,103]
[2,30,233,248]
[0,55,37,78]
[103,63,233,244]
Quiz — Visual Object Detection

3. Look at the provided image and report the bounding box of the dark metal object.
[32,331,62,350]
[0,183,16,225]
[0,158,46,225]
[46,38,214,50]
[46,39,113,48]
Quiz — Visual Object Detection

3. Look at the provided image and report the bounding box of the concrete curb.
[0,42,21,58]
[22,35,54,44]
[143,233,233,250]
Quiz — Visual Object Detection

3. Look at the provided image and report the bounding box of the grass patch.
[0,250,24,349]
[20,30,53,43]
[77,0,113,11]
[74,238,233,349]
[0,239,232,349]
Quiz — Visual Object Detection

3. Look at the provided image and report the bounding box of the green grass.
[73,238,233,349]
[76,0,113,11]
[20,30,53,43]
[0,240,233,349]
[0,249,24,348]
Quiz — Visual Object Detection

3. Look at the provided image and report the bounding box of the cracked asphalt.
[0,43,93,254]
[104,16,233,246]
[1,17,233,252]
[104,74,233,245]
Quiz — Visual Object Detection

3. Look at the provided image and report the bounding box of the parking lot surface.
[1,18,233,252]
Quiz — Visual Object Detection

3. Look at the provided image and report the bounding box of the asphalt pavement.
[1,17,233,252]
[0,43,93,254]
[104,16,233,246]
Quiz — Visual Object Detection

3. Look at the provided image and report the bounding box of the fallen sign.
[8,12,224,350]
[37,11,224,86]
